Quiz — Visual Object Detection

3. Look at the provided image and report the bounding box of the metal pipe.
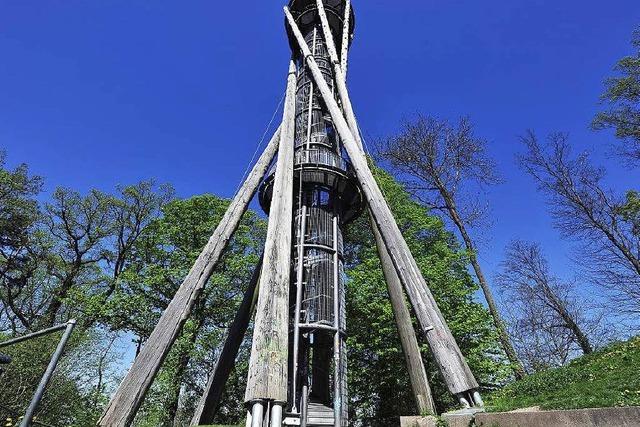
[250,401,264,427]
[0,324,67,349]
[332,216,341,427]
[270,403,283,427]
[300,385,309,427]
[458,395,471,409]
[473,390,484,407]
[298,323,340,333]
[20,319,76,427]
[292,205,307,411]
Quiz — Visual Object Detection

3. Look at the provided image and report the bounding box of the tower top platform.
[285,0,355,55]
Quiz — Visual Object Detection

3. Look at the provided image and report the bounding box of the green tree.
[377,115,525,379]
[41,181,173,328]
[0,326,122,426]
[105,194,266,426]
[0,150,44,331]
[593,27,640,163]
[519,132,640,318]
[344,168,508,425]
[0,152,171,426]
[618,190,640,236]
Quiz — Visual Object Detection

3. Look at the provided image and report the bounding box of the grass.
[485,336,640,412]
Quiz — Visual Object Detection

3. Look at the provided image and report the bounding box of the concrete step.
[307,402,334,426]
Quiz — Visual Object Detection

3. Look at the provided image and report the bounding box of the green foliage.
[486,336,640,412]
[617,190,640,236]
[344,167,508,425]
[0,329,118,426]
[593,28,640,161]
[0,151,44,331]
[112,195,265,426]
[0,151,42,249]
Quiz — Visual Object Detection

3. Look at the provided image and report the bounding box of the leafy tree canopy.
[593,28,640,163]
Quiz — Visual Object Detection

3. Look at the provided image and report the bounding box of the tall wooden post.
[99,130,281,426]
[372,215,436,415]
[285,7,479,396]
[244,60,297,413]
[191,257,263,426]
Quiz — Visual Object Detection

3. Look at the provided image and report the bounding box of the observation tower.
[98,2,483,426]
[254,0,360,425]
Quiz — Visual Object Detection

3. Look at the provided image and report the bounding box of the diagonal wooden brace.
[285,6,479,395]
[98,130,282,426]
[340,0,352,80]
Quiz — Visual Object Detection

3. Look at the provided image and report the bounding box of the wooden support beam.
[190,257,263,426]
[285,7,479,395]
[371,213,436,415]
[98,128,281,426]
[244,59,298,404]
[315,0,363,151]
[340,0,351,80]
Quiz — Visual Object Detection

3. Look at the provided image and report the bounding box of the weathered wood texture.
[98,129,281,427]
[371,213,436,415]
[340,0,351,80]
[244,59,298,404]
[191,257,263,426]
[285,7,478,394]
[315,0,363,151]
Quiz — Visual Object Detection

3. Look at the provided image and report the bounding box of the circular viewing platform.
[286,0,355,55]
[259,146,364,224]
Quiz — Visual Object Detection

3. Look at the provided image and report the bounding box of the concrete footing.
[401,406,640,427]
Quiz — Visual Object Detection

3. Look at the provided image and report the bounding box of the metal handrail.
[0,320,77,427]
[294,148,350,171]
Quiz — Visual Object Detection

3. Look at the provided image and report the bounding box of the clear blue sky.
[2,1,640,296]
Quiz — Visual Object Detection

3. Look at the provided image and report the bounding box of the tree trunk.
[564,313,593,354]
[340,0,351,79]
[438,185,526,379]
[42,272,77,328]
[314,0,363,151]
[543,285,593,355]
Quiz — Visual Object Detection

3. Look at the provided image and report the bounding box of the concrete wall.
[475,407,640,427]
[401,406,640,427]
